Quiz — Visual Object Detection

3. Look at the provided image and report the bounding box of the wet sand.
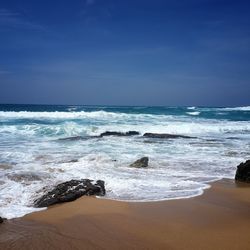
[1,179,250,250]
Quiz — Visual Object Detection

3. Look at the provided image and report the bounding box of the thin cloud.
[86,0,95,6]
[0,8,44,30]
[0,70,10,75]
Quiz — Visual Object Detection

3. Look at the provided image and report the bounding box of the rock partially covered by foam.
[7,172,43,182]
[130,157,149,168]
[143,133,194,139]
[235,160,250,183]
[34,179,106,208]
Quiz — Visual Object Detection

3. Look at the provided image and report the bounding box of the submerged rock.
[100,131,140,137]
[58,136,85,141]
[235,160,250,183]
[130,157,149,168]
[0,164,13,170]
[57,136,98,141]
[143,133,195,139]
[67,159,78,163]
[34,179,106,208]
[58,132,140,141]
[7,172,43,182]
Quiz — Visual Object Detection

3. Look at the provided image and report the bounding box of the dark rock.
[34,179,106,208]
[227,137,240,140]
[67,159,78,163]
[124,131,140,136]
[143,133,195,139]
[100,131,140,137]
[235,160,250,183]
[58,132,140,141]
[0,217,6,223]
[206,139,222,142]
[130,157,149,168]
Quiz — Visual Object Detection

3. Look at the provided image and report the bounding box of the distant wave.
[0,111,180,123]
[219,106,250,111]
[187,106,196,110]
[186,111,200,116]
[0,110,133,120]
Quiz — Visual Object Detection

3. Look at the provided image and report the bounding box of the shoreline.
[1,178,250,249]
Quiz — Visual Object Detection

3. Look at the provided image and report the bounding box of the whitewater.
[0,105,250,218]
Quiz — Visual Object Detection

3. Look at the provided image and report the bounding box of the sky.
[0,0,249,106]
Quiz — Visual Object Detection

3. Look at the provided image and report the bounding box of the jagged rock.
[143,133,194,139]
[100,131,140,137]
[235,160,250,183]
[34,179,106,208]
[130,157,149,168]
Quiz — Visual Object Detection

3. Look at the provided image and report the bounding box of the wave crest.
[219,106,250,111]
[186,111,200,116]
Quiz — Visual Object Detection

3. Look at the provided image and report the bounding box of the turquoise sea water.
[0,104,250,218]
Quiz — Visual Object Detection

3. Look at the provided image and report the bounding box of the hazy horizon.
[0,103,250,108]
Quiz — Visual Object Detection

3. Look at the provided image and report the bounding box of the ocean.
[0,104,250,218]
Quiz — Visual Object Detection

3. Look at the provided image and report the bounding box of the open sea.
[0,104,250,218]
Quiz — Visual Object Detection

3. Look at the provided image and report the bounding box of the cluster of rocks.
[33,156,150,208]
[58,131,140,141]
[99,131,196,139]
[58,131,196,141]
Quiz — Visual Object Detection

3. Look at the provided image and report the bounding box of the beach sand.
[1,179,250,250]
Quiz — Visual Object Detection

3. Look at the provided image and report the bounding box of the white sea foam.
[0,112,250,139]
[0,110,140,120]
[0,108,249,219]
[0,132,246,219]
[219,106,250,111]
[186,111,200,116]
[187,106,196,110]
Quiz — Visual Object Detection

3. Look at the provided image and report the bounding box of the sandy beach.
[0,179,250,250]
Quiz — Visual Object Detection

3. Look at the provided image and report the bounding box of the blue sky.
[0,0,249,106]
